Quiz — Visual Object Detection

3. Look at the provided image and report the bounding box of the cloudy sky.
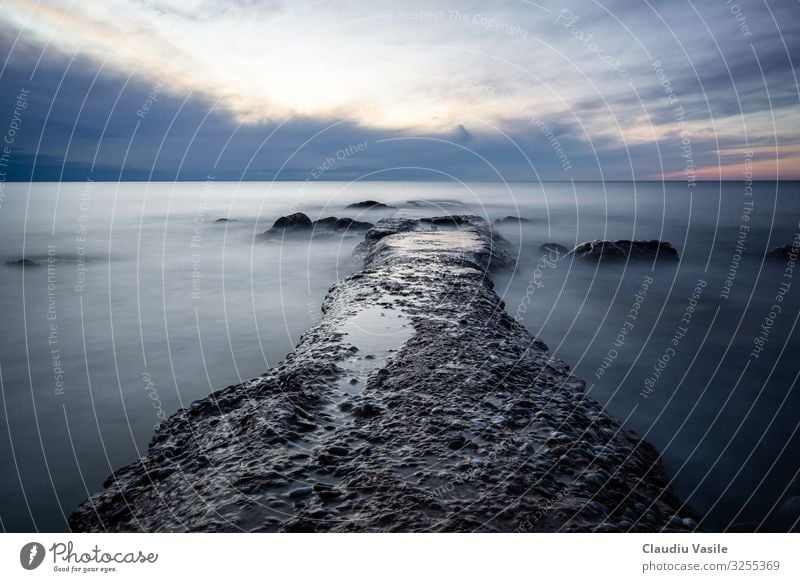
[0,0,798,181]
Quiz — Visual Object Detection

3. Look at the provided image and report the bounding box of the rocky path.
[70,216,696,532]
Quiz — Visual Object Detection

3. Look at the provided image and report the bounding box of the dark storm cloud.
[0,0,798,181]
[0,27,611,182]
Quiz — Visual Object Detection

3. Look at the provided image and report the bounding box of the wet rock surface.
[263,212,373,239]
[567,239,679,263]
[263,212,314,237]
[314,217,374,232]
[70,215,695,532]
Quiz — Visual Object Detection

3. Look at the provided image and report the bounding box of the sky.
[0,0,798,181]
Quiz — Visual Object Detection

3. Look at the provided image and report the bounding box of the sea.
[0,180,798,532]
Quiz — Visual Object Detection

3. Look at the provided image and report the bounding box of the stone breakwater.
[69,216,695,532]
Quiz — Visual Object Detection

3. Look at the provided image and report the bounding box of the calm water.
[0,180,798,532]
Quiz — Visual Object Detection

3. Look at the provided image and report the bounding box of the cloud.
[0,0,797,179]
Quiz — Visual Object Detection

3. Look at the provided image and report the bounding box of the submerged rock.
[6,256,85,267]
[406,199,463,208]
[567,239,679,262]
[494,216,532,225]
[345,200,395,210]
[70,214,695,533]
[765,244,799,261]
[6,258,37,267]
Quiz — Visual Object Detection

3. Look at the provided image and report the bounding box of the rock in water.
[262,212,313,238]
[567,239,679,262]
[494,216,532,225]
[6,258,37,267]
[271,212,313,230]
[345,200,395,209]
[765,244,799,262]
[313,217,373,232]
[263,213,372,239]
[69,215,695,532]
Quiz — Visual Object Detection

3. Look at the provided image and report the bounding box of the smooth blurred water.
[0,180,798,532]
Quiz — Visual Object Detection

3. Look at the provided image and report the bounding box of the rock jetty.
[70,216,694,532]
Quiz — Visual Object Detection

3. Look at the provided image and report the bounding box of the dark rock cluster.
[69,215,695,532]
[262,212,373,239]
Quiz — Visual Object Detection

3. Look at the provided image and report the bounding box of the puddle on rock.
[336,304,414,398]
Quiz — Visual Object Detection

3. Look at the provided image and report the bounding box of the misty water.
[1,180,798,532]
